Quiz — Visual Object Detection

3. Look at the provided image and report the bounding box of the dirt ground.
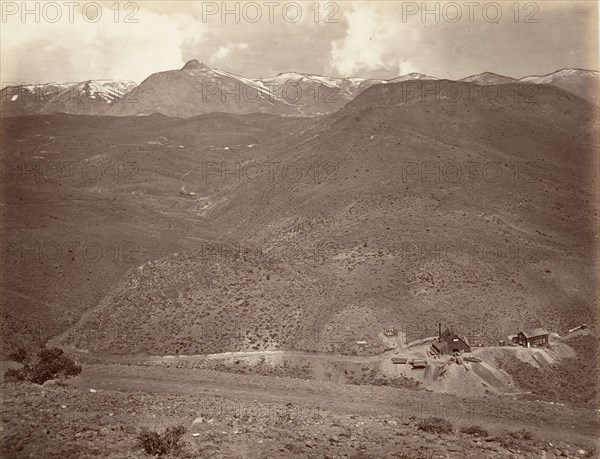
[2,362,598,458]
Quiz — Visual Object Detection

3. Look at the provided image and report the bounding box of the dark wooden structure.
[384,327,398,337]
[514,328,549,347]
[411,359,427,368]
[431,325,471,355]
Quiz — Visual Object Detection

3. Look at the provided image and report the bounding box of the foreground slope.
[4,366,598,458]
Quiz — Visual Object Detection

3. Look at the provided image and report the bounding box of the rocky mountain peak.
[181,59,207,71]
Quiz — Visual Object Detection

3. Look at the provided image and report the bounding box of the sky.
[1,1,598,85]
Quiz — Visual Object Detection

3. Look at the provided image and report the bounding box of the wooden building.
[411,359,428,368]
[431,325,471,355]
[384,327,398,337]
[514,328,549,347]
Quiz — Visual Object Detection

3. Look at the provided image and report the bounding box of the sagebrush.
[460,425,489,437]
[416,417,453,434]
[137,425,186,456]
[5,347,81,384]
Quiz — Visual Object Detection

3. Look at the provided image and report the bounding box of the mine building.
[513,328,549,347]
[411,359,428,368]
[384,327,398,337]
[431,324,472,355]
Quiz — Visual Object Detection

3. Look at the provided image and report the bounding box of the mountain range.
[2,65,598,412]
[1,80,136,117]
[2,61,598,118]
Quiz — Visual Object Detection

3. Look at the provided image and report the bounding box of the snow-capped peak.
[262,72,350,88]
[460,72,517,84]
[390,73,439,82]
[520,68,599,84]
[72,80,137,102]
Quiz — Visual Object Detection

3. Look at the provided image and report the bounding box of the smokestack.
[439,323,441,339]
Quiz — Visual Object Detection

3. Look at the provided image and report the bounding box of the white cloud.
[329,5,420,77]
[209,42,249,63]
[398,60,418,75]
[0,7,205,83]
[1,2,595,84]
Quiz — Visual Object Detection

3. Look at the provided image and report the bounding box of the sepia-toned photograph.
[1,1,598,457]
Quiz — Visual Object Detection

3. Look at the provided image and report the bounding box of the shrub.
[460,425,489,437]
[137,425,186,456]
[495,429,536,451]
[9,347,29,363]
[417,417,453,434]
[507,429,533,440]
[28,348,82,384]
[4,368,27,382]
[5,347,81,384]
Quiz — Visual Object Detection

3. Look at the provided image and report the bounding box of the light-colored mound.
[475,344,576,369]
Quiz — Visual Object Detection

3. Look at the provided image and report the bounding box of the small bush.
[460,425,489,437]
[507,429,533,440]
[137,425,186,456]
[4,368,27,382]
[417,417,453,434]
[5,347,81,384]
[9,347,29,363]
[496,429,536,451]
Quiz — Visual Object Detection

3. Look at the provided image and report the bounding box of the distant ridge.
[519,68,599,103]
[2,65,597,117]
[460,72,518,85]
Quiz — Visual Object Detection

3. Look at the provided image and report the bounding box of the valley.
[2,73,599,458]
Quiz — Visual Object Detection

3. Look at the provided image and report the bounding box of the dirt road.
[67,363,598,449]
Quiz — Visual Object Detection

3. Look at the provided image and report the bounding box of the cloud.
[209,42,249,63]
[397,60,418,75]
[1,2,596,84]
[0,7,205,83]
[329,5,420,77]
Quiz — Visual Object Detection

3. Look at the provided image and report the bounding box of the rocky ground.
[1,363,597,458]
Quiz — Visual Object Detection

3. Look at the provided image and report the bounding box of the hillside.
[260,72,385,116]
[460,72,518,85]
[110,60,387,118]
[190,81,599,344]
[110,60,293,117]
[1,84,64,117]
[0,112,309,354]
[520,69,599,104]
[59,248,336,355]
[2,77,598,459]
[54,81,599,359]
[1,80,136,117]
[4,365,598,458]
